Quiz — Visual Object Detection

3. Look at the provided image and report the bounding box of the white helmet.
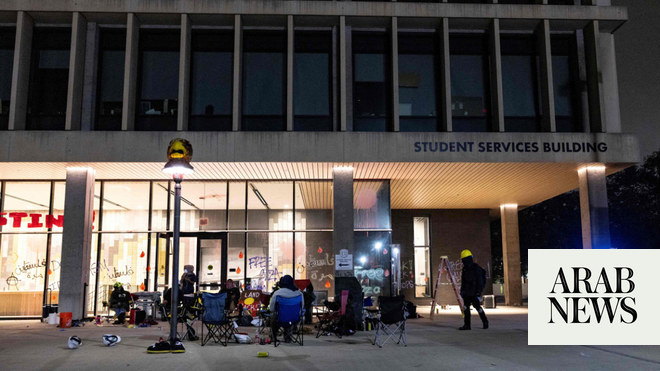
[68,335,82,349]
[102,334,121,346]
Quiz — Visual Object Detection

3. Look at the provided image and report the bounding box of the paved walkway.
[1,307,659,371]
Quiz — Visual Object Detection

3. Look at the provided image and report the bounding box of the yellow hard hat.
[460,249,473,259]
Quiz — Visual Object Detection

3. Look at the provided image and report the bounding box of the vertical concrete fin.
[66,12,87,131]
[489,19,504,132]
[8,11,33,130]
[232,15,242,131]
[339,16,347,132]
[537,19,556,132]
[439,18,452,132]
[122,13,139,131]
[287,15,294,132]
[178,14,191,131]
[391,17,399,132]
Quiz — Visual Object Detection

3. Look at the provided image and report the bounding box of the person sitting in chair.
[110,282,131,324]
[269,275,303,342]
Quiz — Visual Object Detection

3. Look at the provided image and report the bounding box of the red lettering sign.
[9,212,28,228]
[45,214,64,229]
[0,212,6,226]
[28,214,44,228]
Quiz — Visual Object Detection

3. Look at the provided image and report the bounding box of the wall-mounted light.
[577,165,606,174]
[374,242,383,251]
[359,256,367,264]
[500,203,518,210]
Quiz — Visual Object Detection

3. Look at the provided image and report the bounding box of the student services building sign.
[528,250,660,345]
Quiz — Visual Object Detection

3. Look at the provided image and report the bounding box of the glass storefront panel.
[179,181,227,231]
[354,231,392,300]
[152,181,170,232]
[247,182,293,231]
[354,180,391,230]
[295,181,333,230]
[295,231,334,298]
[0,234,48,316]
[102,182,150,231]
[228,182,246,230]
[2,182,52,232]
[227,232,245,288]
[246,232,293,292]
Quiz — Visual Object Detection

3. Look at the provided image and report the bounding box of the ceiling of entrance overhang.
[0,162,629,209]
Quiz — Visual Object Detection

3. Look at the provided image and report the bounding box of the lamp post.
[162,139,194,347]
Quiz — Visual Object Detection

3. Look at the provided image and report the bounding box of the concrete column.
[500,204,522,306]
[59,167,96,320]
[333,166,354,278]
[489,19,504,132]
[583,20,605,133]
[439,18,452,132]
[177,14,191,131]
[578,165,611,249]
[232,15,242,131]
[122,13,139,131]
[286,15,294,131]
[80,22,99,131]
[391,17,399,132]
[66,12,88,131]
[537,19,556,132]
[8,11,33,130]
[339,16,347,131]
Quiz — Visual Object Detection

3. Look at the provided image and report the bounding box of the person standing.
[458,249,489,330]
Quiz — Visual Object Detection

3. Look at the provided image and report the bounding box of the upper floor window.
[450,34,491,132]
[551,34,582,132]
[398,32,439,132]
[0,28,14,130]
[137,30,180,131]
[242,31,286,131]
[27,28,71,130]
[353,32,391,132]
[294,31,333,131]
[501,35,541,132]
[96,29,126,131]
[189,30,233,131]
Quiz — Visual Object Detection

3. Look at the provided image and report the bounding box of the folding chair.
[200,292,235,346]
[177,294,203,341]
[272,295,305,347]
[372,296,408,348]
[315,290,349,338]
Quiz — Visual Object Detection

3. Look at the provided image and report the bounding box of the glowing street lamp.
[162,138,194,350]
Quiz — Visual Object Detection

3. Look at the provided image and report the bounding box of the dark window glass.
[353,32,390,132]
[548,0,575,5]
[450,34,490,132]
[27,28,71,130]
[95,29,125,131]
[242,31,286,131]
[0,28,15,130]
[189,31,233,131]
[294,32,333,131]
[398,33,439,132]
[136,30,180,131]
[501,35,540,132]
[551,35,581,132]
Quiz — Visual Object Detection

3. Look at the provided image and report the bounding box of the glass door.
[155,233,170,291]
[197,233,227,290]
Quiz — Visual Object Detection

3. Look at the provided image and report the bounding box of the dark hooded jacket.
[110,286,131,310]
[460,256,486,297]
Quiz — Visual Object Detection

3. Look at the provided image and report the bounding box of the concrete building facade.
[0,0,639,319]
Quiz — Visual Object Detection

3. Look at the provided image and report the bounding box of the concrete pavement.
[0,307,659,371]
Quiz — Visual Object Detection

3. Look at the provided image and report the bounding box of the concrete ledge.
[0,131,641,164]
[1,1,628,23]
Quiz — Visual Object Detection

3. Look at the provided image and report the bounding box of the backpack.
[476,265,487,294]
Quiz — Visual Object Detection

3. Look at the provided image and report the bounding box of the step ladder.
[430,255,464,320]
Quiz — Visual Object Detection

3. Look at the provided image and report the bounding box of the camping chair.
[177,293,203,341]
[315,290,349,338]
[272,295,305,347]
[200,292,235,346]
[372,296,408,348]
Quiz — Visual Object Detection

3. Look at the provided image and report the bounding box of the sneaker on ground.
[147,338,171,354]
[171,340,185,353]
